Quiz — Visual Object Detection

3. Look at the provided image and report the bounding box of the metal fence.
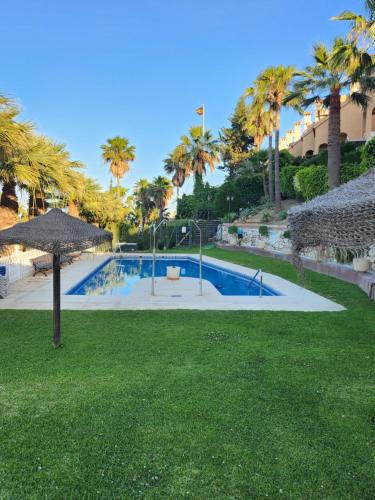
[119,220,221,250]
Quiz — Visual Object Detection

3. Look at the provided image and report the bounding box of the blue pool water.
[66,257,280,297]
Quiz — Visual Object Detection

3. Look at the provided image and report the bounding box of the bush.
[213,182,241,217]
[261,211,272,223]
[228,225,238,235]
[176,194,196,219]
[341,141,363,164]
[294,165,328,200]
[277,210,287,220]
[280,165,300,198]
[239,207,258,221]
[227,212,237,223]
[340,163,368,184]
[234,174,263,207]
[361,137,375,170]
[259,225,269,237]
[283,230,291,239]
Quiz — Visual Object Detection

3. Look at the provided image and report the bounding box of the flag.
[196,106,204,116]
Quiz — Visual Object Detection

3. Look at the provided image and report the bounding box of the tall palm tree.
[21,136,73,216]
[246,82,275,202]
[246,102,270,197]
[101,136,136,191]
[163,144,190,199]
[149,176,173,220]
[286,38,375,189]
[134,178,155,228]
[180,126,219,187]
[259,65,295,209]
[330,34,374,139]
[332,0,375,44]
[0,97,34,228]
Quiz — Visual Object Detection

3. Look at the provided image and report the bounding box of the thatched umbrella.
[0,209,112,347]
[288,167,375,254]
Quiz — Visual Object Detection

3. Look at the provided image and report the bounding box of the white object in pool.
[167,266,181,280]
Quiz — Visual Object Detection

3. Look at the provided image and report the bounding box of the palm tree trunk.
[0,181,18,229]
[362,108,367,139]
[0,181,18,214]
[328,89,341,189]
[68,200,80,218]
[29,190,47,217]
[268,133,274,202]
[274,107,281,210]
[256,143,268,199]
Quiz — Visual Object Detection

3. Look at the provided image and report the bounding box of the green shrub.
[280,165,300,198]
[228,225,238,235]
[340,163,368,184]
[259,225,269,237]
[341,141,363,164]
[283,230,291,239]
[277,210,287,220]
[234,174,263,207]
[239,207,258,221]
[176,194,196,219]
[295,165,328,200]
[300,150,328,167]
[213,182,241,217]
[361,137,375,170]
[261,211,272,223]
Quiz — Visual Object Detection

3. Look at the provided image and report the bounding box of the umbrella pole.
[52,253,61,347]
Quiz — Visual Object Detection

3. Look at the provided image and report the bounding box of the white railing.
[0,248,45,283]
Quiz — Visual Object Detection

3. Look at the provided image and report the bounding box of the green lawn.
[0,248,374,498]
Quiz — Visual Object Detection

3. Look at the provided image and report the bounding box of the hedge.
[361,137,375,170]
[294,163,369,201]
[280,165,301,198]
[234,174,263,206]
[340,163,369,184]
[294,165,328,200]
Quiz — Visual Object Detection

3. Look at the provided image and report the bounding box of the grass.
[0,248,374,498]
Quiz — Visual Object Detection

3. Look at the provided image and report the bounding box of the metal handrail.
[247,268,263,298]
[247,269,260,291]
[151,219,168,296]
[188,219,203,296]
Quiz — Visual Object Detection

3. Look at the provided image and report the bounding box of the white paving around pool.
[0,253,345,312]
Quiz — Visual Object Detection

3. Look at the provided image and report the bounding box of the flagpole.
[202,104,205,135]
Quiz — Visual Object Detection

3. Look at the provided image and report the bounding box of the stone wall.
[217,224,292,254]
[217,223,375,272]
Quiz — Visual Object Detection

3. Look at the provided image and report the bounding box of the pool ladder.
[248,269,263,297]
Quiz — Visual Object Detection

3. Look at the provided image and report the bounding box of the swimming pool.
[66,256,280,297]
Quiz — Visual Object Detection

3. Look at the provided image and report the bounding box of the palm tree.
[246,100,270,197]
[332,1,375,44]
[134,178,155,228]
[180,126,219,187]
[246,82,275,202]
[149,176,173,220]
[163,144,190,199]
[259,65,295,209]
[286,38,375,189]
[0,97,34,228]
[21,136,74,216]
[101,136,136,191]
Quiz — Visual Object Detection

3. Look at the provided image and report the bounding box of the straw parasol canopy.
[0,209,113,347]
[288,167,375,254]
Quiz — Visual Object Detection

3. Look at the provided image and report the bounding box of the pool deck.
[0,253,345,312]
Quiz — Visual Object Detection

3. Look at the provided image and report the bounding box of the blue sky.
[1,0,359,199]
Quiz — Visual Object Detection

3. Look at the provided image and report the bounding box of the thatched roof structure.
[0,208,112,254]
[0,209,112,347]
[288,168,375,252]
